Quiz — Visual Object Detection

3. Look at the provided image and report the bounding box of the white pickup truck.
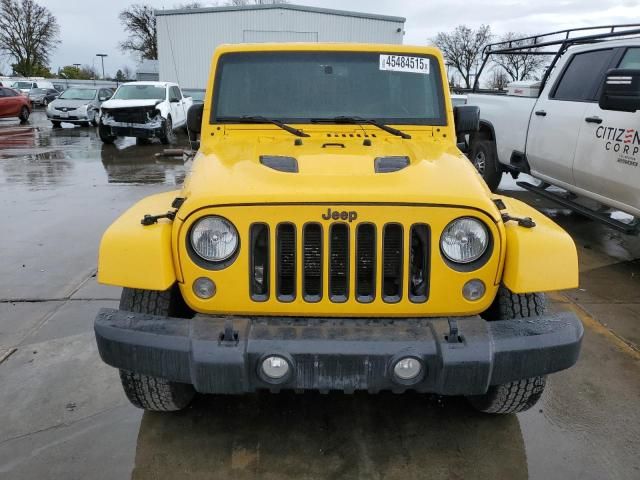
[98,81,192,145]
[466,29,640,233]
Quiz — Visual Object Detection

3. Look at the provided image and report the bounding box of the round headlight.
[190,216,239,262]
[441,217,489,264]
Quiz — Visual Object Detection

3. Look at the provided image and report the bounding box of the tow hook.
[501,213,536,228]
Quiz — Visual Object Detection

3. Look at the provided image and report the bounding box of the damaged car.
[98,82,192,145]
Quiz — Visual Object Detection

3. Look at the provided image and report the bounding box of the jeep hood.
[101,99,161,109]
[179,136,500,221]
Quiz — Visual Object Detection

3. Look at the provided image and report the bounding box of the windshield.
[213,52,445,125]
[59,88,96,100]
[113,84,166,100]
[30,88,47,94]
[13,82,33,89]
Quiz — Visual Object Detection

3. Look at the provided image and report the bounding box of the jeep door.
[573,46,640,214]
[525,48,618,186]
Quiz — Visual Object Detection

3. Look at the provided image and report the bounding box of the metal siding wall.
[157,10,404,89]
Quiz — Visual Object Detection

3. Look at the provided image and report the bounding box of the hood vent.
[374,156,410,173]
[260,155,298,173]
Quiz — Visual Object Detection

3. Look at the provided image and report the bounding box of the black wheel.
[99,124,116,144]
[467,286,548,414]
[18,106,30,123]
[51,121,61,128]
[118,286,195,411]
[470,139,502,192]
[159,116,175,145]
[467,377,547,414]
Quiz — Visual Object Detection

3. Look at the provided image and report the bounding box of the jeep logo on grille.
[322,208,357,222]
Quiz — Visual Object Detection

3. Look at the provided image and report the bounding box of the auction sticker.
[379,55,430,74]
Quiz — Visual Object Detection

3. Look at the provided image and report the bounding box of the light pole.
[96,54,108,79]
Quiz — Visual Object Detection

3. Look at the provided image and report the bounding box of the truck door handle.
[535,110,547,116]
[585,116,603,124]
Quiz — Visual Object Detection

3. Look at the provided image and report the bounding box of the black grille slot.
[276,223,296,301]
[104,106,155,124]
[409,224,430,303]
[382,224,403,302]
[356,224,376,302]
[329,224,349,302]
[303,224,322,302]
[249,224,269,301]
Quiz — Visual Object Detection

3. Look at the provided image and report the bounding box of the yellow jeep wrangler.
[95,43,583,414]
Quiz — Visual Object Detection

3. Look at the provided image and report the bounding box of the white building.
[156,3,406,89]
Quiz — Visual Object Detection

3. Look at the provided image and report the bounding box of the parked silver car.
[47,87,113,127]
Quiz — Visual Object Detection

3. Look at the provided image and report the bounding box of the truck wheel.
[470,139,502,192]
[159,116,175,145]
[467,286,547,414]
[117,286,195,411]
[99,125,116,144]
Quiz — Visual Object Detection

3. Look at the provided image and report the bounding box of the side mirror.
[599,69,640,112]
[187,103,204,134]
[453,105,480,135]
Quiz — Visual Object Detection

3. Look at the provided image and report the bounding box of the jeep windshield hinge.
[501,213,536,228]
[141,211,176,226]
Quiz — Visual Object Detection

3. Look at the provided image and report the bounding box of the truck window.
[170,86,182,100]
[552,49,614,102]
[213,51,445,125]
[619,48,640,69]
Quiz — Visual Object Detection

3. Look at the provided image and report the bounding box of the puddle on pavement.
[131,392,527,480]
[0,112,190,189]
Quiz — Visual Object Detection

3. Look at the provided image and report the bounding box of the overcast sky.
[17,0,640,76]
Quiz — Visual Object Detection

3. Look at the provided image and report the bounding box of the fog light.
[393,357,422,380]
[261,355,290,380]
[463,279,485,301]
[193,277,215,299]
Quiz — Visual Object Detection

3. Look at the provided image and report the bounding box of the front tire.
[467,287,548,414]
[470,139,502,192]
[99,124,116,144]
[19,106,30,123]
[118,286,195,411]
[159,116,175,145]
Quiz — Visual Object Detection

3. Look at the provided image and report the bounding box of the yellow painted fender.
[496,195,579,293]
[98,191,179,291]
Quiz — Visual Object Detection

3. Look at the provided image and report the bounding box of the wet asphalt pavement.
[0,111,639,479]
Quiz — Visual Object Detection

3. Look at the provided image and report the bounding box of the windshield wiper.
[310,116,411,139]
[218,115,309,137]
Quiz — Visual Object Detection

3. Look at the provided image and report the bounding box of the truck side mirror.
[599,69,640,113]
[454,105,480,135]
[187,103,204,134]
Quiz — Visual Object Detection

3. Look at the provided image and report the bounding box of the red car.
[0,87,31,122]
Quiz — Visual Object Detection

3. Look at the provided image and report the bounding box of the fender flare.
[496,195,578,293]
[98,191,179,291]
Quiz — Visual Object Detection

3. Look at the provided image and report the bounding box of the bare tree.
[0,0,60,76]
[121,65,133,80]
[119,4,157,60]
[488,69,509,90]
[492,32,546,81]
[432,25,492,89]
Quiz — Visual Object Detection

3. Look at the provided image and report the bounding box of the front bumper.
[101,124,163,139]
[47,112,91,123]
[94,309,583,395]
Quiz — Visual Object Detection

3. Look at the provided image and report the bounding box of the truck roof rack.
[473,24,640,92]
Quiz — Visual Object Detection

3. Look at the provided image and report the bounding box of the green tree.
[115,69,126,82]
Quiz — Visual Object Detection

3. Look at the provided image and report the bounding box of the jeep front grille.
[249,222,430,304]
